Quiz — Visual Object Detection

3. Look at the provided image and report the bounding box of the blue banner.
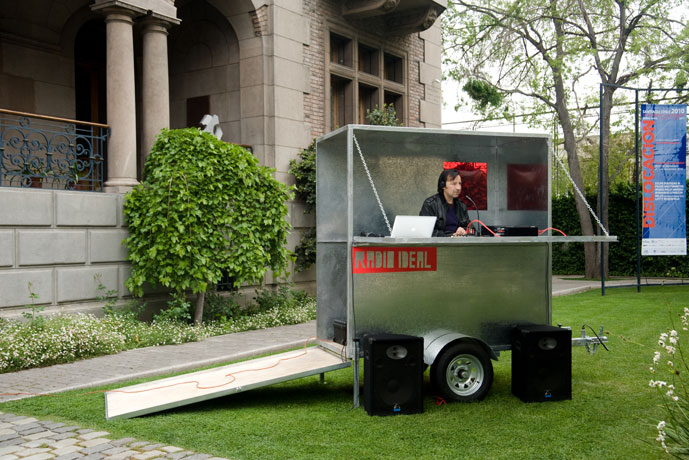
[640,104,687,256]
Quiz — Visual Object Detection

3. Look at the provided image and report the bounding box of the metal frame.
[316,125,616,406]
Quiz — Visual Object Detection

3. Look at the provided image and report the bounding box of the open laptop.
[390,216,436,238]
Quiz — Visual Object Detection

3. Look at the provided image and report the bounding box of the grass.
[2,286,688,459]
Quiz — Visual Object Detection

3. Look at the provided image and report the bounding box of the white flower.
[670,336,679,345]
[658,421,666,430]
[671,330,679,337]
[666,346,676,355]
[668,361,674,367]
[654,352,661,364]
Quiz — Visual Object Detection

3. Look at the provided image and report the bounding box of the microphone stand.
[463,195,480,236]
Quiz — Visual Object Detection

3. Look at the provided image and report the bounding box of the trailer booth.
[104,125,612,419]
[316,125,614,406]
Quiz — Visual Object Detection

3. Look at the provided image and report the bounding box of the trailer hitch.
[570,325,609,354]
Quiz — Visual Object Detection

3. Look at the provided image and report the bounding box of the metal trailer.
[104,125,614,419]
[315,125,615,404]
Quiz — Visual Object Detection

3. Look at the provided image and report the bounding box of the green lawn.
[2,286,687,460]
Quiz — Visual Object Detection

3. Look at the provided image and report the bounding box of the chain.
[553,153,609,236]
[352,133,392,235]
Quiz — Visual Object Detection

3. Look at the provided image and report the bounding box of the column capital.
[91,0,179,24]
[138,16,178,34]
[91,1,145,19]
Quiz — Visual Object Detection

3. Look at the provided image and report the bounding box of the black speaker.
[363,334,424,416]
[511,324,571,402]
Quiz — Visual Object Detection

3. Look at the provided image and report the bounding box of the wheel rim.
[445,353,484,397]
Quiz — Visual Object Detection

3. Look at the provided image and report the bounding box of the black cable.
[582,324,610,352]
[463,195,480,235]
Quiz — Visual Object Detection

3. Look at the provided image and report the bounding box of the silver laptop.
[390,216,436,238]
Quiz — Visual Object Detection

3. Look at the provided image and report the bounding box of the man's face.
[444,174,462,199]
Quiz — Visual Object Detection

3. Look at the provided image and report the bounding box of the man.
[420,169,470,237]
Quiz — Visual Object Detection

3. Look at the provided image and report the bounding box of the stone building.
[0,0,445,315]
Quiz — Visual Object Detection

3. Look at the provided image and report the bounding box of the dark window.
[330,33,352,67]
[358,43,379,76]
[186,95,210,128]
[384,53,403,84]
[384,91,403,124]
[359,84,379,124]
[331,75,353,130]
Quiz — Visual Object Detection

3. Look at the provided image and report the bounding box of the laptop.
[390,216,436,238]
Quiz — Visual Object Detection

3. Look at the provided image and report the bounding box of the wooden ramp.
[105,346,350,420]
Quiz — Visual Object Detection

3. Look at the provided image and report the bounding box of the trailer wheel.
[431,342,493,402]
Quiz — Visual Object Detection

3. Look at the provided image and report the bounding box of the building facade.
[0,0,445,315]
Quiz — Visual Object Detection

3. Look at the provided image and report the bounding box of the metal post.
[352,339,360,408]
[635,90,641,292]
[599,84,605,296]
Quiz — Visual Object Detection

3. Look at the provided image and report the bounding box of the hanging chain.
[352,133,392,235]
[553,153,609,236]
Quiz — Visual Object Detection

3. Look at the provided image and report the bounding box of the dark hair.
[437,169,461,195]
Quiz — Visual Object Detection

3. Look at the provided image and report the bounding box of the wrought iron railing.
[0,109,108,191]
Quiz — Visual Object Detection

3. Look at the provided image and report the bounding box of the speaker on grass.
[511,324,572,402]
[363,334,424,416]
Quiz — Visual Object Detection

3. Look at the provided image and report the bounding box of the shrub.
[0,288,316,373]
[366,103,399,126]
[124,128,292,322]
[649,307,689,457]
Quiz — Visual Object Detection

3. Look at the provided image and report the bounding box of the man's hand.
[452,227,467,237]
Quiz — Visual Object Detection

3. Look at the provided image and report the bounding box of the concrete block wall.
[0,188,129,317]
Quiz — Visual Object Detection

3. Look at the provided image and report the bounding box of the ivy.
[289,140,316,213]
[123,129,292,311]
[289,140,317,272]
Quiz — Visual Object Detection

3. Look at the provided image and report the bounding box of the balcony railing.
[0,109,108,192]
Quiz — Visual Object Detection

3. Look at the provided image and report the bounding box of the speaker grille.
[363,334,424,416]
[511,325,571,402]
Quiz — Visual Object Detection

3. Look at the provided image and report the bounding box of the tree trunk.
[194,291,205,324]
[551,78,596,278]
[594,87,615,280]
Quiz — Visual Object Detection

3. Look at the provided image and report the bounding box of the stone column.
[140,18,172,161]
[103,8,139,193]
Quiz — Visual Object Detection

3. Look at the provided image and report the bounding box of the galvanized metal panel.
[316,242,348,341]
[316,128,349,243]
[352,242,550,348]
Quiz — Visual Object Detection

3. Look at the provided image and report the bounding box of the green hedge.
[552,182,689,277]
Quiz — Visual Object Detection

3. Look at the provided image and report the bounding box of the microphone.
[463,195,480,236]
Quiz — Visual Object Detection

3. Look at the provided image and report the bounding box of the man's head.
[437,169,462,201]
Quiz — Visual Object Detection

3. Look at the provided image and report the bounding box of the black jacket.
[419,193,470,237]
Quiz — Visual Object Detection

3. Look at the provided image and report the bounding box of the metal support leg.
[319,373,325,384]
[353,340,360,408]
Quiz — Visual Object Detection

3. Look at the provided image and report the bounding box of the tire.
[431,342,494,402]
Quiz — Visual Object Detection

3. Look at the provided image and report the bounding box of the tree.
[443,0,689,278]
[124,129,292,323]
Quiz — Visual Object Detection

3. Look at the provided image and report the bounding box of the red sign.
[352,247,437,273]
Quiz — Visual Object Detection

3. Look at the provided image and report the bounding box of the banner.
[640,104,687,256]
[352,247,437,273]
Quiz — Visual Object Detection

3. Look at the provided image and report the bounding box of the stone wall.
[0,188,129,317]
[0,187,317,318]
